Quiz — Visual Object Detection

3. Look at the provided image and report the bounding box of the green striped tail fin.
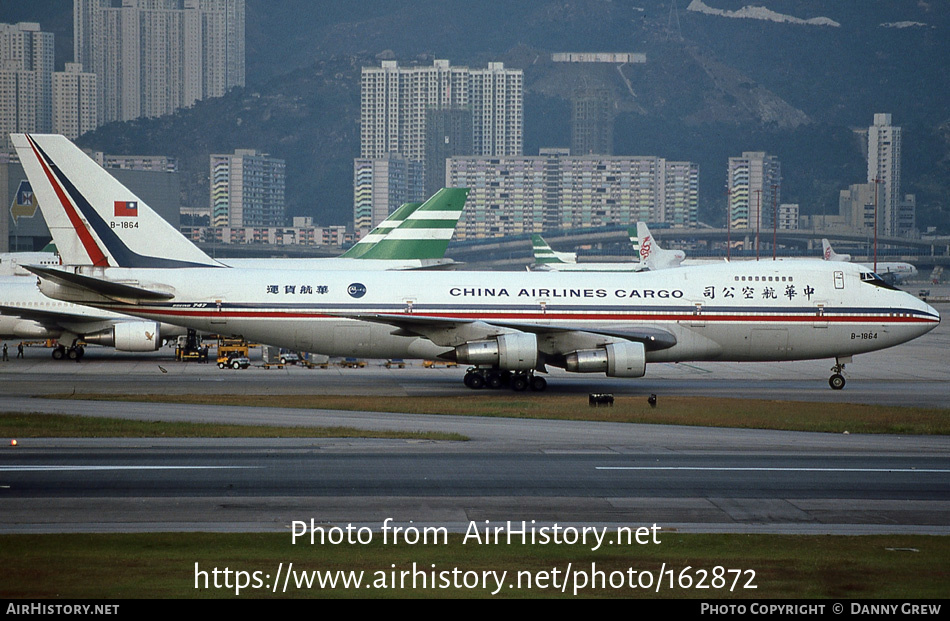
[532,234,576,264]
[357,188,468,260]
[342,202,422,259]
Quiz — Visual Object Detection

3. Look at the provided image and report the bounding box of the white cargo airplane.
[821,239,917,285]
[14,134,941,390]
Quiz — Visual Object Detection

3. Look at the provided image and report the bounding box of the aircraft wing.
[0,302,97,324]
[343,313,677,352]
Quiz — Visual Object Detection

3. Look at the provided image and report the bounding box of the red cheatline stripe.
[25,135,109,267]
[99,307,938,324]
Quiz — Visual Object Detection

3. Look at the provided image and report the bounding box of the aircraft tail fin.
[821,239,850,262]
[11,134,222,269]
[532,235,577,265]
[341,201,422,259]
[636,222,685,270]
[356,188,468,260]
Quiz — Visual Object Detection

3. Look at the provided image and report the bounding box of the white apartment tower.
[360,59,522,161]
[356,59,523,231]
[866,113,912,236]
[0,22,54,152]
[74,0,245,124]
[52,63,98,139]
[727,151,781,233]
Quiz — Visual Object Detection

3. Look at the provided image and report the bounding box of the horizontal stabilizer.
[25,265,174,302]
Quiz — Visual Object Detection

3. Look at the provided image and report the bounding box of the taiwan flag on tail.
[114,200,138,217]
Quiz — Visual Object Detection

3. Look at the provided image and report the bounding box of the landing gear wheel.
[486,372,503,389]
[511,376,528,391]
[466,372,485,389]
[66,347,79,360]
[829,374,845,390]
[52,347,65,360]
[529,376,547,392]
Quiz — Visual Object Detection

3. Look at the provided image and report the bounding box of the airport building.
[74,0,245,124]
[210,149,286,228]
[1,157,180,252]
[446,149,699,240]
[355,59,523,233]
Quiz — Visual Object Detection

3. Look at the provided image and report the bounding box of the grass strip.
[0,413,466,441]
[43,393,950,435]
[0,532,945,598]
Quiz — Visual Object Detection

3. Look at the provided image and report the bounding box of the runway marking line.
[0,465,261,472]
[596,467,950,473]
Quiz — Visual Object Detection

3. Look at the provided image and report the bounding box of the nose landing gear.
[828,356,851,390]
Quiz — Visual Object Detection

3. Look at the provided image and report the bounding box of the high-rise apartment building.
[866,113,914,236]
[74,0,245,124]
[52,63,98,139]
[210,149,285,228]
[0,22,54,152]
[355,59,523,232]
[727,151,781,233]
[447,150,698,240]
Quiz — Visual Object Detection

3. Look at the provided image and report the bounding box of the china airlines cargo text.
[194,562,757,595]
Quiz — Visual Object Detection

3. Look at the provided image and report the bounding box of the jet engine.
[454,332,537,370]
[84,321,162,352]
[565,341,646,378]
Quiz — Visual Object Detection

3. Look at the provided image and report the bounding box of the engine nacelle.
[564,341,646,378]
[454,332,537,370]
[85,321,162,352]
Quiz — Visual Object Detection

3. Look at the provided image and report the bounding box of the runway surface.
[0,304,947,535]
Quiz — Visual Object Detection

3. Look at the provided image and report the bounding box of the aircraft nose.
[919,299,940,332]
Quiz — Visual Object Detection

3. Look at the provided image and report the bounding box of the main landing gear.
[463,367,547,392]
[51,345,84,361]
[829,356,851,390]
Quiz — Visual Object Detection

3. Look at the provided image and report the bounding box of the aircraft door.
[813,302,828,329]
[211,298,226,326]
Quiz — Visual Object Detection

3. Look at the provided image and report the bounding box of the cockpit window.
[859,271,899,291]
